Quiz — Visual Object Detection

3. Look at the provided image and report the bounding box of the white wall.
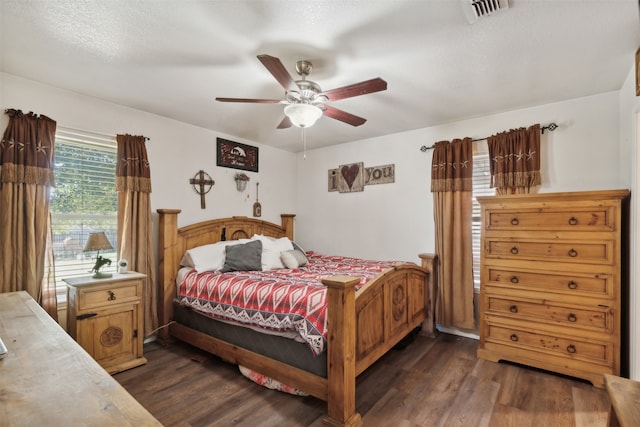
[0,73,297,230]
[295,91,623,263]
[619,62,640,381]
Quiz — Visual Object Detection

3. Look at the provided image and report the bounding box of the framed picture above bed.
[216,138,259,172]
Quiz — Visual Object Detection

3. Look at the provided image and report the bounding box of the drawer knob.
[510,334,519,342]
[568,216,578,226]
[510,217,519,226]
[567,280,578,290]
[566,344,577,354]
[510,276,519,284]
[510,246,519,255]
[107,290,116,301]
[509,305,518,313]
[567,313,577,322]
[568,248,578,257]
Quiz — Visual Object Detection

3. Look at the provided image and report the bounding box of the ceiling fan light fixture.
[218,55,387,129]
[284,103,323,128]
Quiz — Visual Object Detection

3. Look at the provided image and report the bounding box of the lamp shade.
[284,103,323,128]
[84,232,113,252]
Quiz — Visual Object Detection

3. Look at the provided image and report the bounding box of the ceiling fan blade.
[257,55,299,93]
[322,78,387,101]
[276,116,292,129]
[216,97,281,104]
[323,105,367,127]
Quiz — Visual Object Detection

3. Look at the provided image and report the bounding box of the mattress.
[173,302,327,377]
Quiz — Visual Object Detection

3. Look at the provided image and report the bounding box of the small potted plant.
[234,172,250,191]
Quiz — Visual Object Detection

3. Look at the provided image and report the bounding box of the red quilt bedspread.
[177,252,410,356]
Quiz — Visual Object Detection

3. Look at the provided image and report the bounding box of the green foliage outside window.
[51,141,117,216]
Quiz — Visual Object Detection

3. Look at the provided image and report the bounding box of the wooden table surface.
[0,291,161,426]
[605,374,640,427]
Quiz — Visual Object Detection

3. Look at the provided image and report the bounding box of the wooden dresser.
[0,291,161,426]
[477,189,629,387]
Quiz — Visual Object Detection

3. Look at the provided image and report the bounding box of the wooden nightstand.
[65,272,147,374]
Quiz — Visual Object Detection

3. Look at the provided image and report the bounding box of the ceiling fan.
[216,55,387,129]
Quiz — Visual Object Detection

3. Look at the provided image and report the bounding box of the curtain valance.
[487,123,541,194]
[430,137,473,193]
[115,134,151,193]
[1,109,56,186]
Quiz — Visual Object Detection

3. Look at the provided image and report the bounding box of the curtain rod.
[419,122,558,152]
[57,125,150,142]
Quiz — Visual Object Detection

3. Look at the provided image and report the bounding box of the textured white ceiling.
[1,0,639,152]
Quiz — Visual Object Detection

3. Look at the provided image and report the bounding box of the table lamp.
[84,232,114,278]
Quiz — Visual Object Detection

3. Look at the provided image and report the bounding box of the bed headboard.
[156,209,295,338]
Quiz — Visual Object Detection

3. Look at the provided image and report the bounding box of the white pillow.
[251,234,294,270]
[181,239,250,273]
[280,249,309,269]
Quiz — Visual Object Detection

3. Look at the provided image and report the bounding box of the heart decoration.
[341,164,360,190]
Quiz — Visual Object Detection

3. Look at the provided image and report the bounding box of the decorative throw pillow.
[280,249,309,269]
[221,240,263,272]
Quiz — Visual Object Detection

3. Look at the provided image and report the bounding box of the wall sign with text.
[216,138,259,172]
[328,163,395,193]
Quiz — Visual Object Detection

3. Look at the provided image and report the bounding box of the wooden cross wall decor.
[189,170,215,209]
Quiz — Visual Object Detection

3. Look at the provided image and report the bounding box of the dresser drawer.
[78,281,141,311]
[485,238,613,265]
[487,323,611,364]
[486,295,611,332]
[484,206,616,232]
[486,267,612,298]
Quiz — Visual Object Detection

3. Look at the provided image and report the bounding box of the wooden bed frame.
[157,209,436,426]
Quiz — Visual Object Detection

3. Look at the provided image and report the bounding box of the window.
[472,152,494,289]
[51,129,118,301]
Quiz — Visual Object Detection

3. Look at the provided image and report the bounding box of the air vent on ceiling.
[462,0,509,24]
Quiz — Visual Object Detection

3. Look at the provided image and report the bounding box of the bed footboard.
[321,254,436,426]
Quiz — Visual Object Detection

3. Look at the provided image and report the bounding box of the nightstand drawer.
[79,282,140,311]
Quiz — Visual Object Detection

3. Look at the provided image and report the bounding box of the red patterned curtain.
[0,109,58,318]
[430,138,475,330]
[487,124,541,194]
[116,134,157,336]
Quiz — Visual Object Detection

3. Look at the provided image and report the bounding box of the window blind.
[472,153,494,289]
[51,131,118,299]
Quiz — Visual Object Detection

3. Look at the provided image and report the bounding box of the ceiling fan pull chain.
[302,127,307,160]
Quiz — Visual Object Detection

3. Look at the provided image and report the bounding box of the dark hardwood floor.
[114,333,610,427]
